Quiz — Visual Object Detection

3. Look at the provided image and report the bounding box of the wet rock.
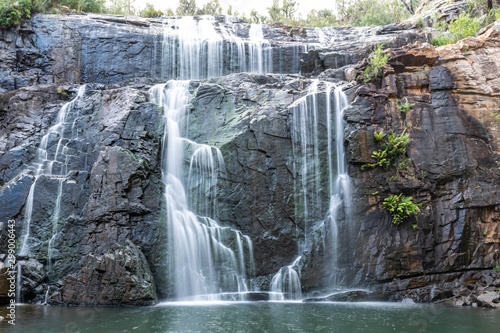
[336,21,500,307]
[303,289,389,302]
[62,239,157,306]
[0,262,10,304]
[16,259,46,301]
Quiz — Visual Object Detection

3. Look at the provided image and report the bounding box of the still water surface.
[2,301,499,332]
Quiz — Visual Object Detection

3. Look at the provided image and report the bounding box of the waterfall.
[290,81,323,249]
[15,264,22,304]
[158,16,276,80]
[150,81,255,301]
[19,86,86,258]
[270,256,302,301]
[248,24,273,74]
[332,86,352,217]
[276,81,351,297]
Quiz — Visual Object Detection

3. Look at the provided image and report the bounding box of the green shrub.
[141,3,163,18]
[397,100,415,113]
[362,129,412,170]
[448,12,483,41]
[431,34,454,46]
[362,44,389,83]
[0,0,32,28]
[432,12,484,46]
[383,193,421,225]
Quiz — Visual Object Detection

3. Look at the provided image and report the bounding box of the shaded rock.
[62,239,157,306]
[333,20,500,308]
[0,262,10,304]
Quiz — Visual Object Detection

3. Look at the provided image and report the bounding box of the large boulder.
[62,239,157,306]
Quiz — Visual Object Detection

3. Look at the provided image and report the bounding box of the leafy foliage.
[335,0,419,27]
[431,7,488,46]
[199,0,222,16]
[141,3,163,18]
[383,193,420,225]
[362,44,389,83]
[448,12,483,41]
[397,99,415,113]
[0,0,32,28]
[176,0,197,16]
[362,129,411,170]
[431,34,453,46]
[374,131,386,142]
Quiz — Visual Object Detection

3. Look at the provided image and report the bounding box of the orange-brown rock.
[340,21,500,306]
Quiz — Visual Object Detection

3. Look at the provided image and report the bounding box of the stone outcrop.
[62,239,157,306]
[336,21,500,304]
[0,14,430,92]
[0,80,165,303]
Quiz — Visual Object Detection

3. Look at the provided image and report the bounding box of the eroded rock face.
[62,239,157,306]
[1,12,500,308]
[0,80,165,303]
[336,22,500,304]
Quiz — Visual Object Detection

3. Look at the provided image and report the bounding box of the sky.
[134,0,337,17]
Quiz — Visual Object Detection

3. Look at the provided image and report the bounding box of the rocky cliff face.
[0,12,498,307]
[340,21,500,307]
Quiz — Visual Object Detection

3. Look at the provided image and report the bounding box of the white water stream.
[150,81,255,301]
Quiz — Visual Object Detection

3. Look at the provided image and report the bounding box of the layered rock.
[0,13,431,92]
[338,21,500,304]
[0,80,165,303]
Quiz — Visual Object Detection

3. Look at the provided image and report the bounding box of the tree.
[176,0,197,16]
[267,0,282,22]
[198,0,222,16]
[281,0,297,19]
[399,0,414,14]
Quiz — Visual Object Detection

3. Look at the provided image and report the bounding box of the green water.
[2,301,499,333]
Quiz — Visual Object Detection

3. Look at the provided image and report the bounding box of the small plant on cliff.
[361,44,389,83]
[0,0,32,29]
[397,99,415,113]
[493,265,500,270]
[383,193,421,225]
[362,129,412,170]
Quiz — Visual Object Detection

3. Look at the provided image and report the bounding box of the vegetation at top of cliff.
[240,0,421,27]
[431,0,500,46]
[0,0,32,28]
[362,129,412,170]
[383,193,421,225]
[360,44,390,83]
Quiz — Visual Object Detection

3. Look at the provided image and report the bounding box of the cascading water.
[150,81,255,301]
[326,84,352,285]
[270,256,302,301]
[15,264,22,304]
[19,86,86,259]
[157,16,277,80]
[272,81,351,298]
